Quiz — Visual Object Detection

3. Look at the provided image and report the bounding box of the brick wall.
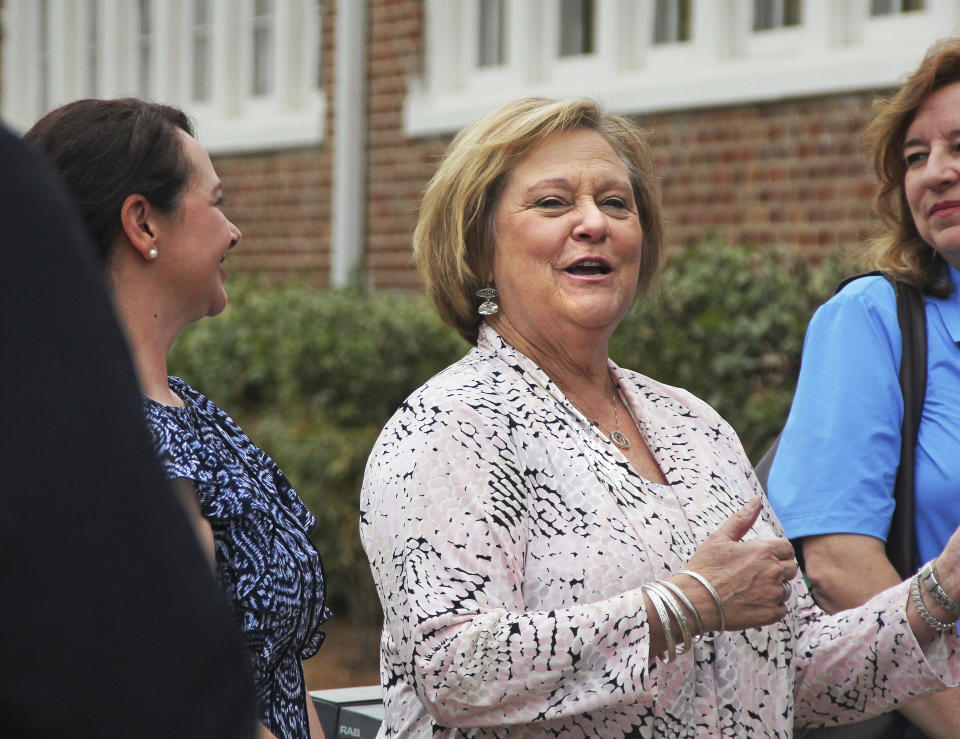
[214,0,892,288]
[365,0,446,289]
[645,92,885,260]
[212,0,339,285]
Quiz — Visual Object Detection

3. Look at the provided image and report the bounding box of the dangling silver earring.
[476,286,499,316]
[147,248,159,260]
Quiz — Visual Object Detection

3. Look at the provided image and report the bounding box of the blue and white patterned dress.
[144,376,331,739]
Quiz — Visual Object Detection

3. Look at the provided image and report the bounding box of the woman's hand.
[676,496,798,632]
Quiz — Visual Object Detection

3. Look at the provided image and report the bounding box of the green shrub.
[611,238,850,459]
[168,242,853,625]
[169,278,468,624]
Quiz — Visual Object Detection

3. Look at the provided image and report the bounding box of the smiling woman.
[490,129,645,354]
[26,98,331,739]
[117,128,241,339]
[903,81,960,267]
[767,38,960,738]
[358,97,960,737]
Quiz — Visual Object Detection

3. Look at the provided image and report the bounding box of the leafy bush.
[169,279,467,624]
[611,238,849,459]
[169,242,852,625]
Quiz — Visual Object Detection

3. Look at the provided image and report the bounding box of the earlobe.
[119,193,159,260]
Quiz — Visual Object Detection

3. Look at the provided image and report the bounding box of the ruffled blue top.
[144,377,331,739]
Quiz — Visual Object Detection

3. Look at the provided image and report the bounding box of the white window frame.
[651,0,693,46]
[249,0,276,99]
[461,0,518,93]
[1,0,325,154]
[860,0,940,46]
[739,0,813,58]
[625,0,703,73]
[406,0,960,137]
[538,0,618,89]
[185,0,216,106]
[476,0,508,69]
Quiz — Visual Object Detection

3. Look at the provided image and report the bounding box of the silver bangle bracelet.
[642,583,677,662]
[647,580,693,656]
[911,573,957,633]
[659,578,706,642]
[921,560,960,617]
[677,569,726,633]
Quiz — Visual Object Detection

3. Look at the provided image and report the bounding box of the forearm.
[803,533,958,645]
[793,579,960,727]
[406,589,656,727]
[898,688,960,739]
[800,534,960,727]
[802,533,901,613]
[306,684,325,739]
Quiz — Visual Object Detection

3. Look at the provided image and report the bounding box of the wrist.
[923,559,960,617]
[676,569,726,633]
[912,571,958,633]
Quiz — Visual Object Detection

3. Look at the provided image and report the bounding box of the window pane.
[138,0,152,96]
[193,37,209,100]
[559,0,594,56]
[783,0,802,25]
[677,0,691,41]
[88,0,99,96]
[38,0,50,111]
[654,0,691,44]
[194,0,210,24]
[654,0,671,43]
[753,0,774,31]
[753,0,801,30]
[192,0,212,101]
[477,0,505,67]
[871,0,922,13]
[252,0,274,95]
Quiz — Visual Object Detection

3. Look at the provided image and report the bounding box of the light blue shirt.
[769,265,960,571]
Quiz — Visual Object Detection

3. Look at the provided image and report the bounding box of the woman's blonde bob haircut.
[414,97,664,344]
[863,37,960,296]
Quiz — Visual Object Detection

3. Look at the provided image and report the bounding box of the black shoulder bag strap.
[757,271,927,579]
[880,275,926,578]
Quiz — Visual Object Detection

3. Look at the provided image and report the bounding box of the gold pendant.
[610,431,632,449]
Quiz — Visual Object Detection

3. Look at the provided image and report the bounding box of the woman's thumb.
[713,495,762,543]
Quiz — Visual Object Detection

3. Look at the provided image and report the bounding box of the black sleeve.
[0,123,258,739]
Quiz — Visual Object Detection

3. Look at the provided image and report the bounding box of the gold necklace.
[608,394,632,450]
[584,373,632,450]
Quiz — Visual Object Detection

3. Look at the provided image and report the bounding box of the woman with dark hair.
[769,38,960,738]
[359,96,960,737]
[26,98,330,739]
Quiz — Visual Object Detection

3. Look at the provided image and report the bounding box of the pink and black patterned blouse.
[360,324,960,737]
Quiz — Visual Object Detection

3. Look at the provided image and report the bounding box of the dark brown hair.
[26,98,194,265]
[863,38,960,295]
